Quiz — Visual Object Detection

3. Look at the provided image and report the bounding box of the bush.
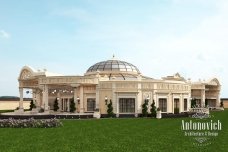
[150,100,156,117]
[53,98,59,112]
[39,108,44,113]
[107,99,114,117]
[174,108,179,114]
[220,101,224,108]
[0,118,63,128]
[142,99,149,117]
[191,98,197,108]
[70,98,76,113]
[29,100,36,110]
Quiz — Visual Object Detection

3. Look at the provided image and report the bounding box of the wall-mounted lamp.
[105,96,108,105]
[146,96,150,101]
[77,97,80,104]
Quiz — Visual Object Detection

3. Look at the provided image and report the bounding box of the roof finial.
[112,54,116,60]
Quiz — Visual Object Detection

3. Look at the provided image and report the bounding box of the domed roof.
[86,58,140,74]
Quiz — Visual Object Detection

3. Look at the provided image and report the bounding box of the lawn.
[0,110,227,152]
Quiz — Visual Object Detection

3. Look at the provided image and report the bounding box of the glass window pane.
[119,65,126,68]
[112,64,119,68]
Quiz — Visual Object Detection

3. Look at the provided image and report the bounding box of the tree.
[70,97,76,113]
[107,99,114,117]
[29,100,36,110]
[142,99,149,117]
[220,101,224,108]
[205,98,208,107]
[150,100,156,117]
[53,98,59,112]
[191,98,196,108]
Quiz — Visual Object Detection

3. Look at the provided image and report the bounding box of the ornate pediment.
[20,70,32,80]
[19,66,35,80]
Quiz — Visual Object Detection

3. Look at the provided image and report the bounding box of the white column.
[42,85,49,111]
[68,98,70,112]
[80,85,84,113]
[19,88,24,111]
[36,90,41,108]
[57,92,60,111]
[112,83,116,114]
[95,85,100,110]
[201,89,205,107]
[179,94,183,113]
[73,87,78,112]
[135,93,138,117]
[137,82,142,115]
[216,93,220,107]
[168,93,173,113]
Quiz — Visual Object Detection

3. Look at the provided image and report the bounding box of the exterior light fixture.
[77,97,80,104]
[105,96,108,105]
[146,96,150,101]
[57,97,60,100]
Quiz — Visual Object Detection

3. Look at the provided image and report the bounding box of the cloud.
[0,30,10,39]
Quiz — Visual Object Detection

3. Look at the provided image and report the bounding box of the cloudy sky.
[0,0,227,97]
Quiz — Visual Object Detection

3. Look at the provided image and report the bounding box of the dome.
[86,59,140,75]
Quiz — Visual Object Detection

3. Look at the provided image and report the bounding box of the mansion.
[17,56,221,116]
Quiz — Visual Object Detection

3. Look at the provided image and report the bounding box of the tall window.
[159,98,167,112]
[87,98,95,111]
[119,98,135,113]
[184,99,188,111]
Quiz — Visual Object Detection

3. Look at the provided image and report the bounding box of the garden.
[0,109,227,152]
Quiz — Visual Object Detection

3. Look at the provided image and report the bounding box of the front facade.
[17,57,221,116]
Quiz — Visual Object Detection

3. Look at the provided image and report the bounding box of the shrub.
[205,99,208,107]
[107,99,114,117]
[0,118,63,128]
[39,108,44,113]
[191,98,196,108]
[53,98,59,111]
[70,97,76,113]
[29,100,36,110]
[150,100,156,117]
[174,108,179,114]
[220,101,224,108]
[142,99,149,117]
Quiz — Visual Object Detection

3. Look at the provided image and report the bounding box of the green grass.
[0,110,14,113]
[0,110,227,152]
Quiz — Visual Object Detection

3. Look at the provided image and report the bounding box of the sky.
[0,0,227,97]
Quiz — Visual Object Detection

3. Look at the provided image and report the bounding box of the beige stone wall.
[99,90,112,114]
[0,101,30,110]
[222,99,228,108]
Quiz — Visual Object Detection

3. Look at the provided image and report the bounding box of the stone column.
[201,89,205,107]
[179,94,183,113]
[137,82,142,117]
[19,88,24,111]
[135,93,138,117]
[168,93,172,113]
[68,98,70,112]
[216,93,220,107]
[80,85,84,113]
[95,85,100,110]
[73,87,78,112]
[42,85,49,111]
[36,90,41,108]
[112,83,117,114]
